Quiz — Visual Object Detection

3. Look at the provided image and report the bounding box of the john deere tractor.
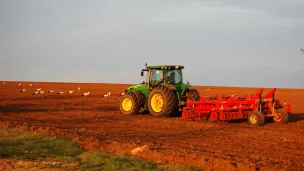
[119,64,200,117]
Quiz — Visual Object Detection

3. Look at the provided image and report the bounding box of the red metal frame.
[182,88,292,121]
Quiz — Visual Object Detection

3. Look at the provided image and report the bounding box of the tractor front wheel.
[119,92,140,115]
[147,86,178,117]
[273,108,288,124]
[248,111,265,126]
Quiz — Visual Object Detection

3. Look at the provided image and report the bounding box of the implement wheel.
[248,111,265,126]
[147,86,178,117]
[273,108,288,124]
[119,92,140,115]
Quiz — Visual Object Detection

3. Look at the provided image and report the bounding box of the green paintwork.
[126,83,149,98]
[180,83,190,94]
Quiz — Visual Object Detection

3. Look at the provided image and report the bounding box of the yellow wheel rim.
[151,93,164,112]
[249,115,257,124]
[122,98,132,112]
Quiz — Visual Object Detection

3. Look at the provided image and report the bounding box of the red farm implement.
[182,88,291,126]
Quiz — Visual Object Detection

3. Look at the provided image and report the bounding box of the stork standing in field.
[20,89,26,92]
[103,92,111,98]
[48,90,54,93]
[68,90,73,95]
[29,84,33,87]
[57,92,64,94]
[120,92,125,96]
[36,88,41,91]
[82,91,90,96]
[78,87,81,91]
[38,90,44,99]
[18,83,22,87]
[32,91,39,95]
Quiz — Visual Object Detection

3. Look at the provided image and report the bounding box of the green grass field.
[0,126,200,171]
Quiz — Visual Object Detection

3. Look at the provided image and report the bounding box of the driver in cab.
[167,72,175,84]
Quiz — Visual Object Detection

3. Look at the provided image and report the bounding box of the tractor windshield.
[149,69,183,85]
[150,69,164,84]
[166,69,182,84]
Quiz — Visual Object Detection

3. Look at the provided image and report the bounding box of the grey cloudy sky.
[1,0,303,88]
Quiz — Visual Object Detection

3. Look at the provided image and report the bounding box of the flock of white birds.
[3,81,114,98]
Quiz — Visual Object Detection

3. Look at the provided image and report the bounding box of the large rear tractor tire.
[187,90,200,101]
[273,108,288,124]
[147,86,178,117]
[248,111,265,126]
[119,92,140,115]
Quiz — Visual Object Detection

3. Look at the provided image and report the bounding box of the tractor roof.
[146,65,184,69]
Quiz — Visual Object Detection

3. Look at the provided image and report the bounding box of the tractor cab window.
[150,69,164,84]
[166,70,182,84]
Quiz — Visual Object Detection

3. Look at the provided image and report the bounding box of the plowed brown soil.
[1,81,304,170]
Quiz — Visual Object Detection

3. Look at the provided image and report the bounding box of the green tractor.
[119,64,200,117]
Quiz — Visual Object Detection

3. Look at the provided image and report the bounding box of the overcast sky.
[0,0,303,88]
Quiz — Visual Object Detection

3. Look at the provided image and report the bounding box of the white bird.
[68,90,73,94]
[77,87,81,91]
[82,91,90,96]
[104,92,111,98]
[57,92,64,94]
[32,91,39,95]
[29,84,33,87]
[39,90,44,94]
[18,83,22,87]
[20,89,26,92]
[120,92,125,96]
[206,89,210,91]
[48,90,54,93]
[36,88,41,91]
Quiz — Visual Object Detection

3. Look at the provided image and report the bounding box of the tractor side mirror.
[141,71,144,77]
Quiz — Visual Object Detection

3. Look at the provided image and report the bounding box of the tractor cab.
[141,65,184,88]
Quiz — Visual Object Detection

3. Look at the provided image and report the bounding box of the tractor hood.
[126,84,147,91]
[125,83,149,98]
